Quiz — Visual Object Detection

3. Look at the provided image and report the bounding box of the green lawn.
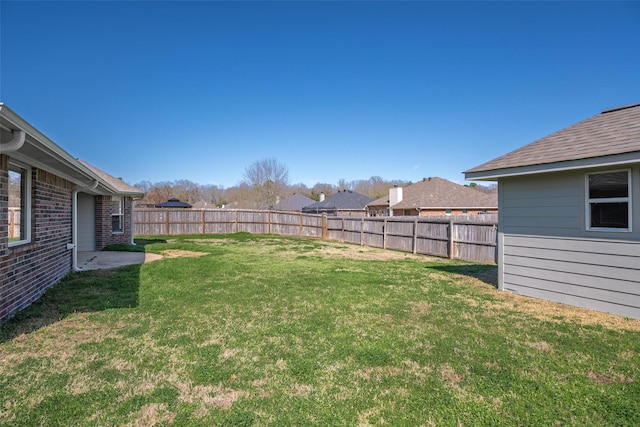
[1,234,639,426]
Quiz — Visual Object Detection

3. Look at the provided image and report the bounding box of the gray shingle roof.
[79,160,144,196]
[273,194,315,211]
[302,190,373,212]
[368,177,497,209]
[156,198,192,208]
[465,103,640,175]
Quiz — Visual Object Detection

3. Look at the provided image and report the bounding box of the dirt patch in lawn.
[475,284,640,332]
[587,370,634,384]
[160,250,209,259]
[274,242,433,262]
[317,245,430,261]
[442,268,640,332]
[177,238,237,246]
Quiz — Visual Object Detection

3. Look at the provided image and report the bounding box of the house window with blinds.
[586,170,631,231]
[111,196,124,233]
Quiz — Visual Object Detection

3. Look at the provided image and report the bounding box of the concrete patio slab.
[77,251,163,271]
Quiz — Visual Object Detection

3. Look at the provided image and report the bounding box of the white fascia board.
[464,151,640,181]
[7,151,92,186]
[1,103,119,194]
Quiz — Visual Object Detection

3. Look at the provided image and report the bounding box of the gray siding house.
[465,103,640,319]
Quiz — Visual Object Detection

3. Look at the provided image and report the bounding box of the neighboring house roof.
[368,177,497,210]
[156,198,192,208]
[78,160,144,196]
[302,190,373,212]
[273,194,315,211]
[465,103,640,180]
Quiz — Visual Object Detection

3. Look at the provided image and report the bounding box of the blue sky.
[2,1,639,188]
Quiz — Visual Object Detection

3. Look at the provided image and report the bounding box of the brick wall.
[95,195,133,249]
[0,157,74,323]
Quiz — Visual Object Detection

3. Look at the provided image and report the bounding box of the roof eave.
[1,103,113,191]
[465,151,640,181]
[1,104,144,196]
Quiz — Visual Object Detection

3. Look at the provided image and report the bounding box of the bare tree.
[226,182,255,209]
[199,184,227,207]
[172,179,201,204]
[243,158,290,208]
[336,179,353,191]
[310,182,335,201]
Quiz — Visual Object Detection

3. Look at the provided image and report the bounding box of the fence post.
[360,217,365,245]
[341,218,345,242]
[165,209,170,235]
[448,220,455,259]
[268,210,271,234]
[235,210,238,233]
[322,215,327,240]
[202,210,205,234]
[383,218,388,250]
[413,218,418,254]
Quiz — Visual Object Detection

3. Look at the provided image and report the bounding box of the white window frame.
[585,169,632,232]
[8,161,32,246]
[111,196,124,234]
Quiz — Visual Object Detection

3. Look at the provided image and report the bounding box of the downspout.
[72,180,99,271]
[0,129,26,152]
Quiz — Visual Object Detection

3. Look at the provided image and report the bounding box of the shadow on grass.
[102,237,167,252]
[427,263,498,288]
[0,264,141,344]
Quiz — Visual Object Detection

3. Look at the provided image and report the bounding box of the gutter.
[71,180,99,272]
[464,151,640,181]
[0,129,25,152]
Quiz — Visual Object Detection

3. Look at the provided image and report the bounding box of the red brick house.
[1,103,143,322]
[367,177,498,217]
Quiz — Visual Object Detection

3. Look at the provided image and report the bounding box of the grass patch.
[1,234,639,425]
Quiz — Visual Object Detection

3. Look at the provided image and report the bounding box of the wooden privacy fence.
[134,209,498,263]
[325,216,497,263]
[135,209,325,238]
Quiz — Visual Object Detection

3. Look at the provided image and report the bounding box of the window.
[586,170,631,231]
[8,162,31,245]
[111,196,124,233]
[445,209,452,216]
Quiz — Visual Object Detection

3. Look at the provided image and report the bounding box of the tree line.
[133,158,493,209]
